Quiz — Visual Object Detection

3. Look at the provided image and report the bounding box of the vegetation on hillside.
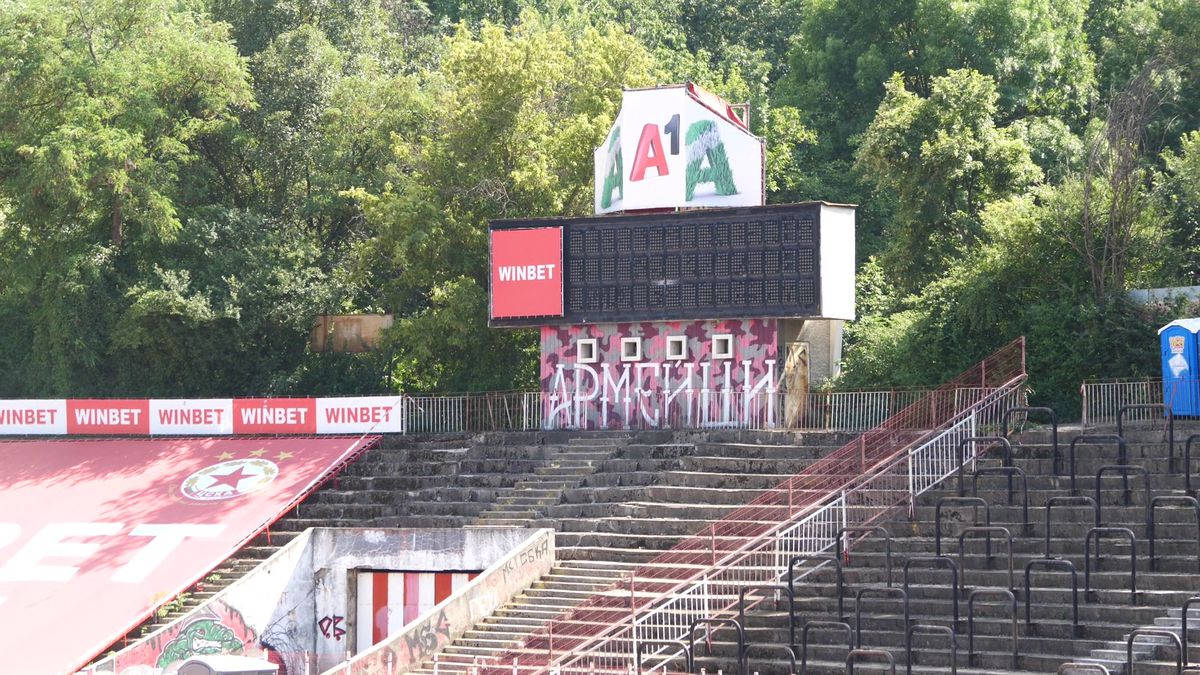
[0,0,1197,415]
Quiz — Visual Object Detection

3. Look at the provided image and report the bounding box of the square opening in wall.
[577,338,599,364]
[621,337,642,362]
[712,334,735,360]
[667,336,688,361]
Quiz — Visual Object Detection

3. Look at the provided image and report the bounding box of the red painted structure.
[0,435,377,675]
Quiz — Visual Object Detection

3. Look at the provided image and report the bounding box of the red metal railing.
[464,337,1027,674]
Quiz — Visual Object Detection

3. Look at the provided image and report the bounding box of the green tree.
[783,0,1093,154]
[359,14,656,391]
[839,189,1171,417]
[0,0,253,250]
[856,70,1041,292]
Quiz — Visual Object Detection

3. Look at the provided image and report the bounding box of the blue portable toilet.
[1160,318,1200,416]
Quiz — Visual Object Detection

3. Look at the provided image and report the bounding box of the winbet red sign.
[489,226,563,319]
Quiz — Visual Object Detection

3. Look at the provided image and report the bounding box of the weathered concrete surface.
[87,528,550,675]
[328,528,555,675]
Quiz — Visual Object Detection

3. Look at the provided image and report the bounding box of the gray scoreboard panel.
[489,203,825,326]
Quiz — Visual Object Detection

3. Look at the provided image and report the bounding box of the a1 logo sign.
[595,86,762,214]
[600,114,739,211]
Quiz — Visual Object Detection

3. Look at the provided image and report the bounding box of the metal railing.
[1081,378,1164,427]
[472,338,1027,675]
[399,387,951,433]
[404,392,542,433]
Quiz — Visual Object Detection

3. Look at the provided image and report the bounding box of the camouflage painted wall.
[540,319,778,429]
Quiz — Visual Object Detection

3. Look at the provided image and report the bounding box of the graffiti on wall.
[113,602,258,674]
[540,319,778,429]
[108,599,303,675]
[318,615,347,641]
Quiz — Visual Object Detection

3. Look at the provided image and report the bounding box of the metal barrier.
[1058,664,1111,674]
[405,392,541,433]
[966,589,1017,669]
[846,648,896,674]
[1126,628,1183,674]
[799,620,852,675]
[788,555,842,622]
[955,436,1012,497]
[1081,378,1162,428]
[1187,434,1200,493]
[1117,403,1175,471]
[836,526,893,587]
[972,467,1030,527]
[475,340,1027,675]
[401,388,965,434]
[1085,527,1137,604]
[903,557,960,628]
[957,526,1014,591]
[735,584,794,651]
[855,587,910,648]
[635,640,692,674]
[686,618,746,675]
[1149,495,1200,572]
[1044,496,1100,558]
[905,624,956,675]
[1183,596,1200,666]
[744,643,796,675]
[1095,465,1150,522]
[1024,559,1081,634]
[1002,406,1059,474]
[935,497,991,557]
[1069,435,1127,495]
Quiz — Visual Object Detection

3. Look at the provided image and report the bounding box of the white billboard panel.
[0,399,67,435]
[149,399,234,435]
[594,84,764,214]
[316,396,405,433]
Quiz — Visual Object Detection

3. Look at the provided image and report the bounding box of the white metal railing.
[399,388,947,434]
[551,382,1023,675]
[1080,379,1164,427]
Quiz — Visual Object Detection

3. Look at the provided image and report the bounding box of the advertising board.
[489,226,564,320]
[593,83,764,214]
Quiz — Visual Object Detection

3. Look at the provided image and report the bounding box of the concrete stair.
[673,423,1200,675]
[103,428,844,662]
[405,433,851,674]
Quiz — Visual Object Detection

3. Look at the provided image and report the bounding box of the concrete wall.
[308,528,544,672]
[540,318,778,429]
[330,529,554,674]
[87,528,550,675]
[90,530,317,675]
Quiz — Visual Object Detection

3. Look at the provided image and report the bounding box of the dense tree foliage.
[0,0,1196,413]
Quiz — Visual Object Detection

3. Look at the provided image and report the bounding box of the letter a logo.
[630,123,669,182]
[601,127,623,209]
[685,120,738,200]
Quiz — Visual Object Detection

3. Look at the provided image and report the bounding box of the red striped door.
[355,571,479,650]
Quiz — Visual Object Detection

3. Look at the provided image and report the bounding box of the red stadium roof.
[0,436,377,675]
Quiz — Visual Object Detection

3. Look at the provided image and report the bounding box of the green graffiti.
[600,126,623,209]
[156,619,245,668]
[685,120,737,200]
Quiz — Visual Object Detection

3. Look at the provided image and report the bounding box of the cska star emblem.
[180,458,279,501]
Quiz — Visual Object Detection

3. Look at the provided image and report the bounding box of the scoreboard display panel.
[489,203,831,326]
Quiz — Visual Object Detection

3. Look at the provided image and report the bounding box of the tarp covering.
[0,436,378,675]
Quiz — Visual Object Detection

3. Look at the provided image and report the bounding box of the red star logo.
[206,465,254,490]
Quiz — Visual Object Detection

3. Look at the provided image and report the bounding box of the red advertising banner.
[0,397,408,436]
[66,399,151,435]
[232,398,318,434]
[489,227,564,319]
[0,436,376,675]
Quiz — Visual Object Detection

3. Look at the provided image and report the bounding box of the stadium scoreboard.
[488,202,855,326]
